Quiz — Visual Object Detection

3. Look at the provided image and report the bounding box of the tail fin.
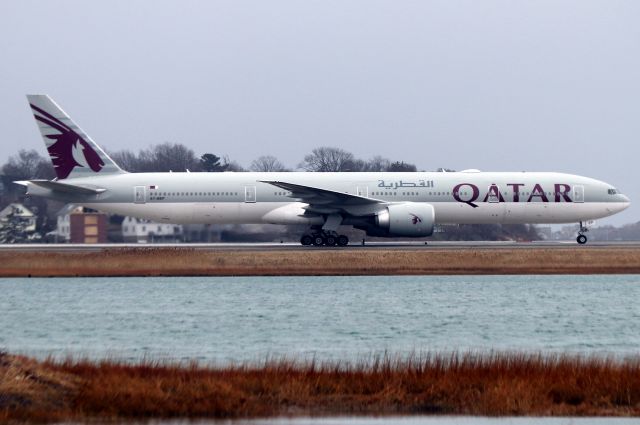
[27,95,125,179]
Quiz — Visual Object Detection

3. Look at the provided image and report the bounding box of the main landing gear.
[300,231,349,247]
[576,221,589,245]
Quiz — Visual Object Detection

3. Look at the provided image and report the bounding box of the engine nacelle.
[375,203,435,237]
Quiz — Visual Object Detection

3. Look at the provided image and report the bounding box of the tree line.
[0,143,420,179]
[109,144,419,173]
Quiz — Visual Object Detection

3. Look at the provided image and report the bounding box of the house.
[0,203,37,233]
[122,217,183,243]
[55,204,108,243]
[55,204,82,242]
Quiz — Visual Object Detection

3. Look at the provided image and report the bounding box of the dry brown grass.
[1,351,640,422]
[1,246,640,277]
[0,352,80,422]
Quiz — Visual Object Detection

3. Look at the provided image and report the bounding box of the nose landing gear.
[576,221,589,245]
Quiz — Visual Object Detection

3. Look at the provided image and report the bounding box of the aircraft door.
[244,185,256,203]
[357,186,368,197]
[574,185,584,203]
[134,186,146,204]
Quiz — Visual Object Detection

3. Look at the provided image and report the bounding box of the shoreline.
[1,246,640,277]
[1,351,639,422]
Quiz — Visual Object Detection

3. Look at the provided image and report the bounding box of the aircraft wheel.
[577,234,588,245]
[337,235,349,246]
[312,235,325,246]
[325,235,337,246]
[300,235,313,246]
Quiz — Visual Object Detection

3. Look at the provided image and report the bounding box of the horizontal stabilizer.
[15,179,106,195]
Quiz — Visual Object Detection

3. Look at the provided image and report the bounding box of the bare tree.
[387,161,417,172]
[199,153,228,172]
[109,150,139,173]
[223,156,246,172]
[250,155,289,172]
[151,143,199,172]
[299,147,356,172]
[345,158,367,172]
[365,156,391,172]
[109,143,200,172]
[109,145,247,173]
[1,150,54,180]
[0,150,56,231]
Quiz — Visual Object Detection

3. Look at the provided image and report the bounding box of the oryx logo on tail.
[30,103,104,179]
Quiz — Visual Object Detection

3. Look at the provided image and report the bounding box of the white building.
[122,217,183,243]
[0,203,37,232]
[55,204,83,242]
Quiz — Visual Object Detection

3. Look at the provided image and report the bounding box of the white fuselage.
[48,170,629,226]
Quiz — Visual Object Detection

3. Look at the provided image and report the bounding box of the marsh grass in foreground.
[1,351,640,422]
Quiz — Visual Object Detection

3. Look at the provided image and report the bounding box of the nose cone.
[608,194,631,215]
[621,194,631,209]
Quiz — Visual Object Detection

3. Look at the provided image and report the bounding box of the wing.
[261,180,386,215]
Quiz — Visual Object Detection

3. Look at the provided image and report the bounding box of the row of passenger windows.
[148,191,294,200]
[149,189,575,199]
[504,192,566,196]
[152,192,239,197]
[150,191,294,197]
[474,192,568,197]
[371,190,568,198]
[372,191,453,197]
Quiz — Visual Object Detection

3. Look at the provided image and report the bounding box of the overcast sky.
[1,1,638,225]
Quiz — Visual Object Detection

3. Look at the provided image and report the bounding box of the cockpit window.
[608,188,618,195]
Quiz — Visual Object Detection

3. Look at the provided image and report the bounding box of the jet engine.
[373,203,435,237]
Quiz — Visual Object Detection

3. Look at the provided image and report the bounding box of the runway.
[1,240,640,252]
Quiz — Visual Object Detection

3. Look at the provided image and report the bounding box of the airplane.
[16,95,630,246]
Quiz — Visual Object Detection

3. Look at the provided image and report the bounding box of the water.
[1,275,639,362]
